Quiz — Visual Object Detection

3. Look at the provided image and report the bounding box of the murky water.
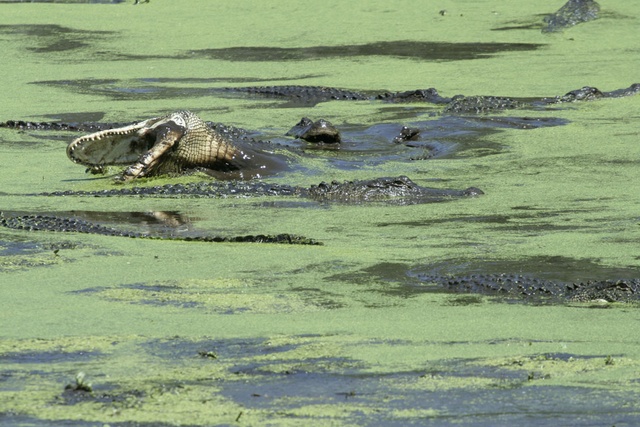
[1,1,639,425]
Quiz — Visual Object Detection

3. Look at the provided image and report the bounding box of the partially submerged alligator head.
[67,110,287,181]
[286,117,341,144]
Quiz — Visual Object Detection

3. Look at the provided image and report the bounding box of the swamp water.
[0,1,639,425]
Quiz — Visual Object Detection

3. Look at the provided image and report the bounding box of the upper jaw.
[66,117,161,168]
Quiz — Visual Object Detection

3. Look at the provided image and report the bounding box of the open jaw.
[66,116,163,171]
[65,112,209,180]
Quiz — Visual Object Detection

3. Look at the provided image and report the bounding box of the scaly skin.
[0,211,321,245]
[414,273,640,303]
[285,117,342,144]
[66,111,274,181]
[543,0,600,33]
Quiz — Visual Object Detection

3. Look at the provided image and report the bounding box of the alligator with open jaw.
[66,110,288,181]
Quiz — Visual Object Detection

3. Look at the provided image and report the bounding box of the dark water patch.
[464,115,569,130]
[0,234,79,271]
[249,200,329,209]
[490,221,595,234]
[189,40,544,62]
[326,262,417,299]
[34,78,136,99]
[70,285,111,295]
[0,350,101,364]
[230,356,358,378]
[0,24,113,53]
[444,294,485,306]
[9,40,545,63]
[81,282,204,309]
[284,121,450,163]
[394,115,566,161]
[141,336,300,362]
[377,214,513,228]
[56,383,147,407]
[42,111,107,123]
[289,286,345,309]
[221,367,640,426]
[72,281,205,307]
[73,280,288,312]
[0,132,81,147]
[375,208,591,234]
[492,20,546,32]
[266,114,565,168]
[276,260,358,279]
[0,239,45,256]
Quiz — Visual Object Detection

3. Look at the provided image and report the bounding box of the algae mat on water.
[1,0,640,425]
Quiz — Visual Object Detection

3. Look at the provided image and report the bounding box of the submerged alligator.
[0,211,320,245]
[41,175,483,203]
[216,83,640,111]
[285,117,341,144]
[543,0,600,33]
[4,83,637,143]
[413,273,639,304]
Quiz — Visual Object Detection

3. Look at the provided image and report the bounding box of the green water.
[1,1,639,425]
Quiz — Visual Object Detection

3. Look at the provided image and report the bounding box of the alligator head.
[285,117,341,144]
[67,111,239,181]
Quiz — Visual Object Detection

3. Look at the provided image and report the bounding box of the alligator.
[3,83,636,183]
[413,273,639,304]
[392,126,421,144]
[216,83,640,112]
[41,175,483,204]
[543,0,600,33]
[285,117,341,144]
[65,110,289,181]
[4,84,637,135]
[3,82,636,246]
[58,111,480,179]
[1,110,488,200]
[0,211,320,245]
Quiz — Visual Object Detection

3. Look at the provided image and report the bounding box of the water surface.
[1,1,639,425]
